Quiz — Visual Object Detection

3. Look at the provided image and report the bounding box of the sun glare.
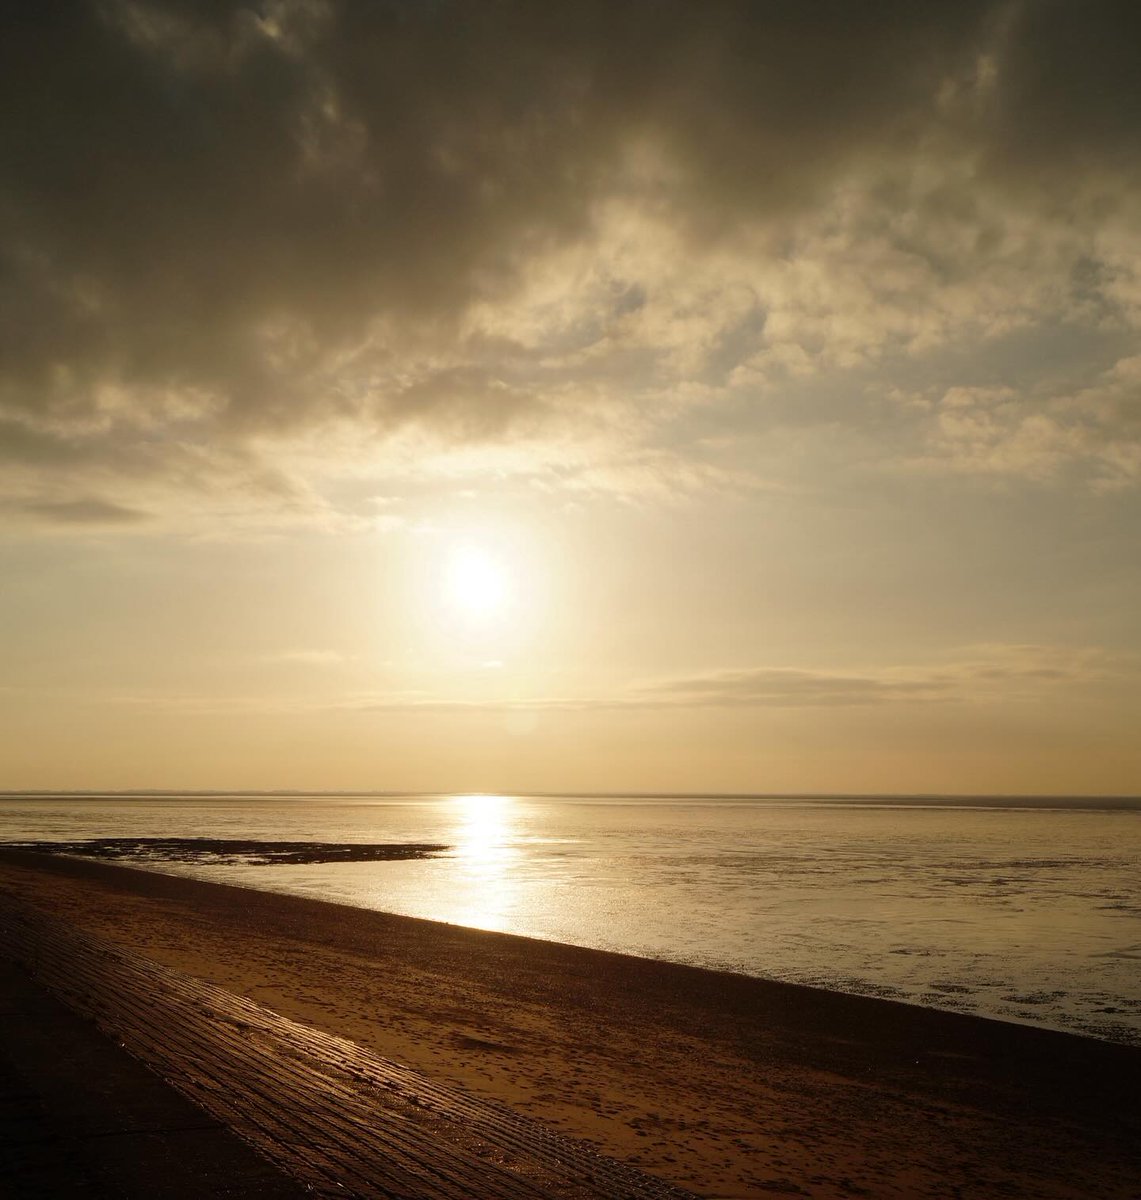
[450,793,518,931]
[445,545,509,619]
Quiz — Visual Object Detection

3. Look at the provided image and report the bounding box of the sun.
[444,545,509,619]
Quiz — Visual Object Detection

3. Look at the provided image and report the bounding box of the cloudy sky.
[2,0,1139,793]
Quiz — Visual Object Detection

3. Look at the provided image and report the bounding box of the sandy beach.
[1,849,1138,1199]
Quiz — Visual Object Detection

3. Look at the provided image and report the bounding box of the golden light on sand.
[444,546,509,620]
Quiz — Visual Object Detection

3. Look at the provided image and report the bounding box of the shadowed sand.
[1,849,1138,1199]
[1,905,695,1199]
[0,954,311,1199]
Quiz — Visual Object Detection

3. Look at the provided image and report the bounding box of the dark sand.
[0,954,309,1198]
[2,904,694,1199]
[1,849,1138,1199]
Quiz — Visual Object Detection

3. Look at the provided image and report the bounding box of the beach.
[1,849,1138,1199]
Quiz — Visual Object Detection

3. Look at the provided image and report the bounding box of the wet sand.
[1,849,1138,1199]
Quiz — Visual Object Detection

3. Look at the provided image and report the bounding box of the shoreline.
[4,845,1130,1054]
[2,849,1139,1198]
[6,843,1137,1049]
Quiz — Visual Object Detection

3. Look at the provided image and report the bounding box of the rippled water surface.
[2,793,1138,1044]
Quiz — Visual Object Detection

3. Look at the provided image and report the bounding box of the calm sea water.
[2,793,1139,1045]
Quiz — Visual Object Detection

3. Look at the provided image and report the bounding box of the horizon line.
[1,789,1139,803]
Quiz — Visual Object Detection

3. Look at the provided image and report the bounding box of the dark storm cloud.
[985,0,1141,182]
[1,0,1138,487]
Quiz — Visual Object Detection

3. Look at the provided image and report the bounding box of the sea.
[1,792,1138,1046]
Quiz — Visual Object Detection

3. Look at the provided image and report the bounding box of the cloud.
[913,357,1141,486]
[635,644,1132,709]
[637,667,950,708]
[3,1,1140,518]
[15,497,151,525]
[91,643,1130,717]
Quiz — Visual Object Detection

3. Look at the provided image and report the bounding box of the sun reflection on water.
[450,793,520,931]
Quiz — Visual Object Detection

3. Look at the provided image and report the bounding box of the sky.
[2,1,1140,794]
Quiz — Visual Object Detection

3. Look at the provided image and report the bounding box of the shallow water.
[2,793,1138,1044]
